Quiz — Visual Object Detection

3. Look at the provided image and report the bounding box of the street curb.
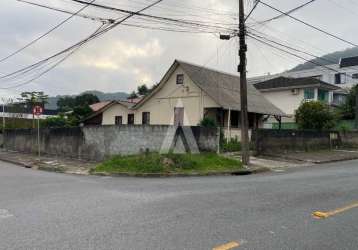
[91,167,270,178]
[311,156,358,164]
[0,156,34,169]
[260,153,358,165]
[0,154,270,177]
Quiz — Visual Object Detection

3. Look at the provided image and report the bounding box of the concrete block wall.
[4,127,84,158]
[340,131,358,148]
[3,125,218,161]
[253,129,340,155]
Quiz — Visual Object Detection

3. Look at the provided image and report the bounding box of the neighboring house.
[285,56,358,89]
[84,60,285,140]
[249,55,358,104]
[254,76,342,123]
[86,101,136,126]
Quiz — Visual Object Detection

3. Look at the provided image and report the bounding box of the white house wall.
[261,89,305,116]
[102,104,133,125]
[101,66,220,126]
[134,66,219,126]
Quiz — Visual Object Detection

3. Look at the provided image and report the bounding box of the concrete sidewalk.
[224,152,312,172]
[0,150,269,177]
[0,150,96,175]
[3,149,354,177]
[224,149,358,172]
[267,149,358,164]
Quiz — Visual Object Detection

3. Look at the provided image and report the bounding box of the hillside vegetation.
[290,47,358,72]
[46,90,129,110]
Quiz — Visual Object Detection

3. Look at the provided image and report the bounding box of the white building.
[254,77,342,122]
[84,60,285,140]
[250,56,358,88]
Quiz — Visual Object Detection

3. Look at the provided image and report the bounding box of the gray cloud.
[0,0,357,99]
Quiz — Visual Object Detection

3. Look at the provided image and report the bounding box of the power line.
[247,17,340,62]
[247,33,354,77]
[0,0,164,89]
[245,0,260,22]
[253,0,317,25]
[249,27,358,74]
[0,0,96,65]
[259,0,358,47]
[0,23,107,89]
[21,1,234,34]
[248,30,337,66]
[17,0,112,23]
[70,0,237,34]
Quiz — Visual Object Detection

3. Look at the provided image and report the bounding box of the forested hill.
[290,47,358,72]
[46,90,129,110]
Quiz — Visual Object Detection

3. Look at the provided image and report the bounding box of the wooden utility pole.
[238,0,250,166]
[355,89,358,129]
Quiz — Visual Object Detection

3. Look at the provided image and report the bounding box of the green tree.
[337,85,357,119]
[72,105,93,122]
[295,101,336,130]
[18,91,48,110]
[18,91,48,128]
[56,93,99,126]
[128,91,138,99]
[57,96,76,112]
[74,93,99,106]
[137,84,149,96]
[57,93,99,112]
[41,115,70,128]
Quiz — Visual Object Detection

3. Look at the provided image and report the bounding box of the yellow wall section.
[101,65,220,126]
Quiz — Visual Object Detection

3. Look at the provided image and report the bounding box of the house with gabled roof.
[84,60,285,140]
[85,100,136,126]
[254,76,344,123]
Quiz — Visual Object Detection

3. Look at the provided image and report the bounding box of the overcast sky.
[0,0,357,99]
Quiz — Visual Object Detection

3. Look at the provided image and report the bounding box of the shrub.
[40,116,72,128]
[337,123,351,133]
[222,137,241,152]
[295,101,336,130]
[199,117,217,128]
[337,85,358,119]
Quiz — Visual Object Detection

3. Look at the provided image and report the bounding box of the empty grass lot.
[91,153,243,175]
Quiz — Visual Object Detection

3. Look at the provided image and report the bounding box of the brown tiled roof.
[90,101,112,112]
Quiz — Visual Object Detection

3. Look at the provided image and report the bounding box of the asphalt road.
[0,160,357,250]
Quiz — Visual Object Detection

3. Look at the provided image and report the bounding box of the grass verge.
[90,153,243,175]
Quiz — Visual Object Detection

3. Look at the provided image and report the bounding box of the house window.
[176,74,184,85]
[142,112,150,125]
[335,73,346,84]
[335,73,341,84]
[304,88,315,100]
[318,89,329,103]
[115,116,122,125]
[352,73,358,79]
[333,93,346,105]
[128,114,134,125]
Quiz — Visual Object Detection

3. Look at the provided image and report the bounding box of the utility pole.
[238,0,250,166]
[2,102,5,135]
[355,87,358,129]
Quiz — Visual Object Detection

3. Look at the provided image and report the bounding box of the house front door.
[174,107,184,126]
